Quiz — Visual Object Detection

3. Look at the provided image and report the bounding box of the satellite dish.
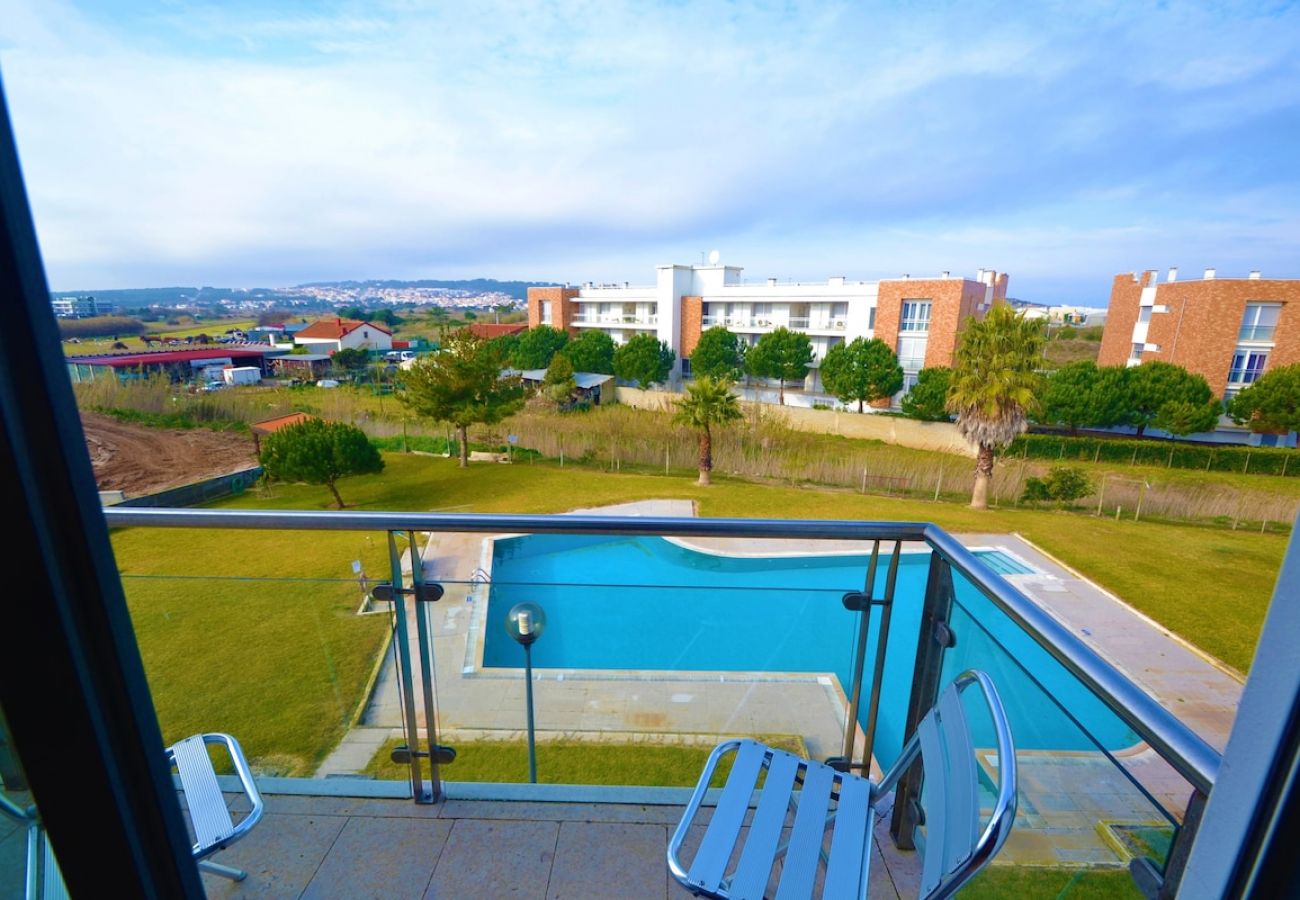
[708,249,721,265]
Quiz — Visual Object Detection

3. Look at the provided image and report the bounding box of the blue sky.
[1,0,1297,303]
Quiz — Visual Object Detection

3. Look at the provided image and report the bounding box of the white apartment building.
[528,260,1008,393]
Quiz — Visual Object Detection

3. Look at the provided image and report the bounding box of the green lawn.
[363,735,806,785]
[205,452,1279,673]
[113,524,394,775]
[960,867,1140,899]
[112,450,1280,776]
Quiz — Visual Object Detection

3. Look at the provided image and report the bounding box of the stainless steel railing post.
[861,541,902,771]
[407,531,442,801]
[837,541,880,767]
[387,531,428,801]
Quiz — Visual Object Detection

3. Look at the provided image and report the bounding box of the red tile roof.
[250,412,316,435]
[296,318,393,340]
[461,323,528,340]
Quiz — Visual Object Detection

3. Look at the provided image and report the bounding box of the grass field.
[63,316,259,356]
[114,524,395,775]
[157,450,1284,673]
[362,735,806,785]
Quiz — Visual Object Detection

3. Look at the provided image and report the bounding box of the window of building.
[1240,303,1280,342]
[898,335,927,370]
[1138,306,1152,324]
[900,300,931,332]
[868,307,876,330]
[541,301,552,324]
[1229,350,1269,385]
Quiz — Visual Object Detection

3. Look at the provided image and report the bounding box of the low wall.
[114,466,264,508]
[616,386,974,457]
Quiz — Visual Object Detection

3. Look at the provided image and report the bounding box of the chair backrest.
[876,669,1017,900]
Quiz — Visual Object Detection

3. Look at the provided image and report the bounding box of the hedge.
[1009,432,1297,477]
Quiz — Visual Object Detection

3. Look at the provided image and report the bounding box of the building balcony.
[571,315,658,328]
[4,506,1223,898]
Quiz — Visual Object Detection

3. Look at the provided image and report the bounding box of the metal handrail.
[103,508,1220,794]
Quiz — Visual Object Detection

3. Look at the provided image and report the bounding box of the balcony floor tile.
[428,819,558,899]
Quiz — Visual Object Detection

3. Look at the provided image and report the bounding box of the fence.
[616,386,974,456]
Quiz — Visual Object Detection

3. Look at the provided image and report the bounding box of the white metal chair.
[667,670,1017,900]
[168,732,265,881]
[1,732,264,896]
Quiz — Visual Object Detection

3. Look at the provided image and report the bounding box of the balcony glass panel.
[939,567,1190,875]
[116,526,931,788]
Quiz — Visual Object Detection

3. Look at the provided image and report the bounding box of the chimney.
[902,274,910,280]
[1249,270,1262,280]
[942,271,950,279]
[767,277,778,287]
[1204,268,1216,280]
[1167,267,1178,282]
[829,276,845,286]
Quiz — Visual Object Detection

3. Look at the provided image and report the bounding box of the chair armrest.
[200,733,264,847]
[666,739,742,888]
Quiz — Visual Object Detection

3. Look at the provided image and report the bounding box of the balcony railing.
[96,508,1219,896]
[1238,324,1276,342]
[571,315,658,327]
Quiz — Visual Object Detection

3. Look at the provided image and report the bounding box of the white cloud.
[0,0,1296,301]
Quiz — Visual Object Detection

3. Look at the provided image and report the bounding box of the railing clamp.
[371,582,445,604]
[391,744,457,765]
[841,591,891,611]
[933,620,955,648]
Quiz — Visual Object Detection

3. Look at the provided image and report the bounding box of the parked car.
[317,379,340,388]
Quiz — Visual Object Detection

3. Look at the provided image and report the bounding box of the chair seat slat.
[917,713,946,897]
[689,740,768,893]
[938,685,979,873]
[774,763,837,900]
[730,751,801,899]
[822,776,872,898]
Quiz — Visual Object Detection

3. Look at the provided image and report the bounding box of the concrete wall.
[617,386,974,456]
[114,467,264,507]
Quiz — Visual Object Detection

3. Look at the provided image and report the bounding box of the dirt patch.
[82,411,259,498]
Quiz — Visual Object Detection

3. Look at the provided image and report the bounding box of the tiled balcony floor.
[193,788,920,900]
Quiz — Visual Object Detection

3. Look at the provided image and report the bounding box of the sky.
[0,1,1297,304]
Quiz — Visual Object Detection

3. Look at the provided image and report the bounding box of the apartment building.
[50,295,114,318]
[527,260,1007,394]
[1099,268,1300,403]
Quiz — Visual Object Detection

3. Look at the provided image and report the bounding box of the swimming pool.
[483,533,1138,767]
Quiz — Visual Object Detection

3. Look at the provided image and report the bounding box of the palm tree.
[673,377,743,486]
[947,304,1044,509]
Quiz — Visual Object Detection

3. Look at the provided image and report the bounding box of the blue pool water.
[483,534,1139,768]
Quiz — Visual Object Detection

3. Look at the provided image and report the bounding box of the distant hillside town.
[48,278,553,318]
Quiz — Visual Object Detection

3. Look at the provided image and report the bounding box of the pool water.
[483,534,1138,767]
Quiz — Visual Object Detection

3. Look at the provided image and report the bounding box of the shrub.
[1011,433,1298,476]
[1021,466,1093,503]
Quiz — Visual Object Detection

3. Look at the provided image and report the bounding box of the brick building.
[1098,268,1300,444]
[527,260,1007,398]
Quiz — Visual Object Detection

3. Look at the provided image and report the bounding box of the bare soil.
[82,412,258,497]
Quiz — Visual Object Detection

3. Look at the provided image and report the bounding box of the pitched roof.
[461,323,528,340]
[250,412,316,435]
[295,318,393,340]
